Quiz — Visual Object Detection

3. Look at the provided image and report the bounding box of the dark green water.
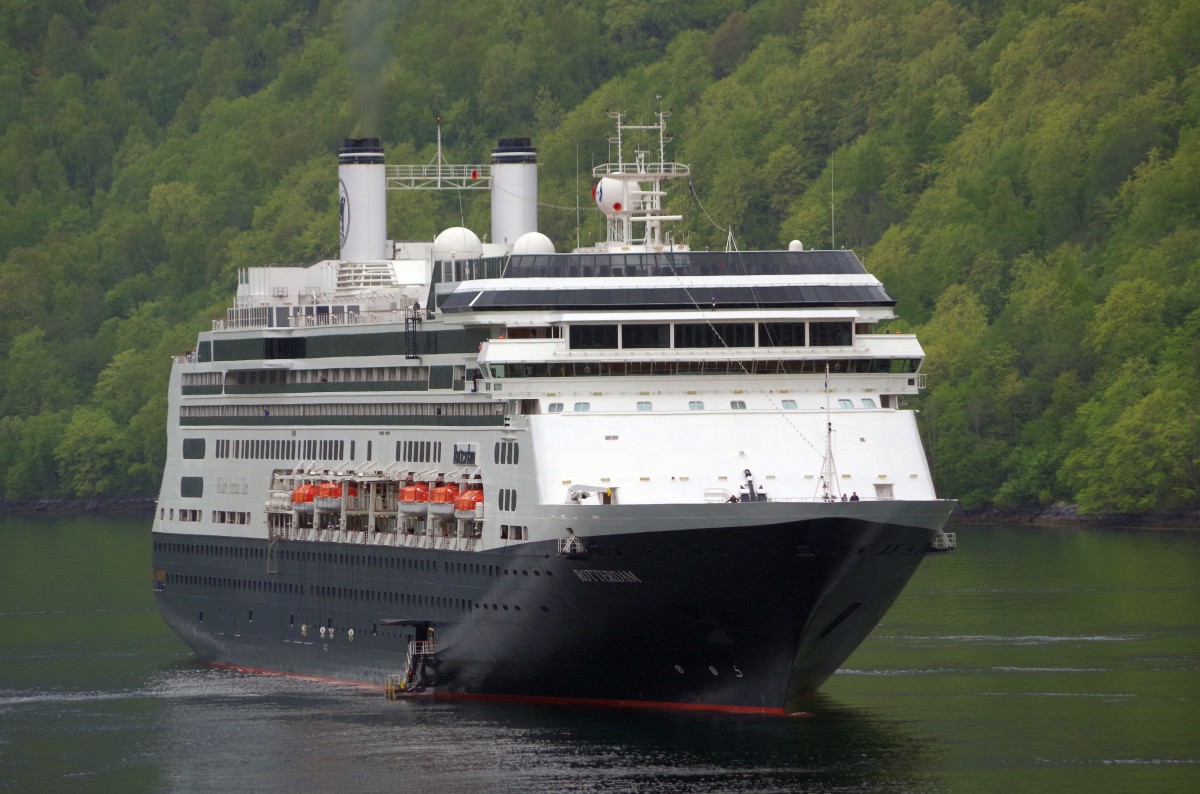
[1,515,1197,792]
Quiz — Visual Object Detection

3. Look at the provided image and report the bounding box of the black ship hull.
[153,510,945,714]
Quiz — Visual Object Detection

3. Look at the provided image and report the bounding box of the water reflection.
[148,668,939,794]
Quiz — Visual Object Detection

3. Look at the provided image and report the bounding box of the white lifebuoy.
[348,629,355,642]
[301,624,308,637]
[319,626,327,639]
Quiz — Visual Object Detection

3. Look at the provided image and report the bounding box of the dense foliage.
[0,0,1196,513]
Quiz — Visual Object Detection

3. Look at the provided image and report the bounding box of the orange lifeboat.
[453,489,484,519]
[315,482,358,499]
[398,482,430,515]
[431,484,460,503]
[428,483,460,515]
[314,481,356,509]
[291,483,317,512]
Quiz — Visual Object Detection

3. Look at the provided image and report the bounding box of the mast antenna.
[818,362,840,501]
[575,144,581,251]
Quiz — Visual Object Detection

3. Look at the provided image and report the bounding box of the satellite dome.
[788,240,804,251]
[433,226,483,261]
[593,177,640,217]
[512,231,555,255]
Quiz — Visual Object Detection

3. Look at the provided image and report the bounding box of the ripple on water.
[874,633,1142,646]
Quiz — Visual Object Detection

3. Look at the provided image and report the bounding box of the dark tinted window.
[810,322,852,346]
[675,323,755,348]
[622,324,670,348]
[569,325,618,349]
[759,322,806,346]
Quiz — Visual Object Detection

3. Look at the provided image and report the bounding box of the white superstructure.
[155,116,944,552]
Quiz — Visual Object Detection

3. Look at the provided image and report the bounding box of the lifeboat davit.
[291,483,317,512]
[398,482,431,515]
[453,489,485,519]
[428,483,460,516]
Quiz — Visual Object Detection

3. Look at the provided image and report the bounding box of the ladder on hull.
[928,529,957,552]
[385,638,437,699]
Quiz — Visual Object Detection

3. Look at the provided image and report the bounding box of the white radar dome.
[789,239,804,251]
[433,226,483,261]
[593,177,640,217]
[512,231,556,255]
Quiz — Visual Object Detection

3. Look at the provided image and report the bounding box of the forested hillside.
[0,0,1196,514]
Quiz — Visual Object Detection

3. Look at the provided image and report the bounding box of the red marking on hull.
[202,661,809,717]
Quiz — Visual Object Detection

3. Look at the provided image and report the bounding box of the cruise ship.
[151,112,956,715]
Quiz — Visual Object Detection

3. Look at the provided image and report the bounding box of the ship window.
[730,400,746,410]
[759,322,807,346]
[675,323,754,348]
[182,438,206,459]
[862,398,877,408]
[548,402,563,413]
[636,401,652,411]
[838,399,854,408]
[622,324,670,349]
[569,324,618,349]
[573,402,590,412]
[810,322,852,346]
[688,401,704,410]
[874,483,894,500]
[781,399,798,409]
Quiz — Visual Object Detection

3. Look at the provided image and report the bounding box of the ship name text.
[573,569,642,583]
[216,477,249,495]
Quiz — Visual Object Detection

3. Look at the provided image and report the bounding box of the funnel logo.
[338,178,350,248]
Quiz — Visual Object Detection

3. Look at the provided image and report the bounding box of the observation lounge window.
[730,400,746,410]
[569,325,618,349]
[548,402,564,413]
[573,402,591,412]
[688,401,705,410]
[674,323,755,348]
[810,322,853,346]
[759,322,806,347]
[838,399,854,408]
[621,324,670,349]
[862,398,877,408]
[636,401,653,411]
[781,399,798,409]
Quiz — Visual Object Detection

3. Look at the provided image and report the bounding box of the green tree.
[2,411,68,499]
[1064,365,1198,512]
[1084,277,1168,367]
[55,406,128,497]
[0,327,81,417]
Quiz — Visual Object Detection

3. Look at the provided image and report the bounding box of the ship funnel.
[490,138,538,247]
[338,138,388,261]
